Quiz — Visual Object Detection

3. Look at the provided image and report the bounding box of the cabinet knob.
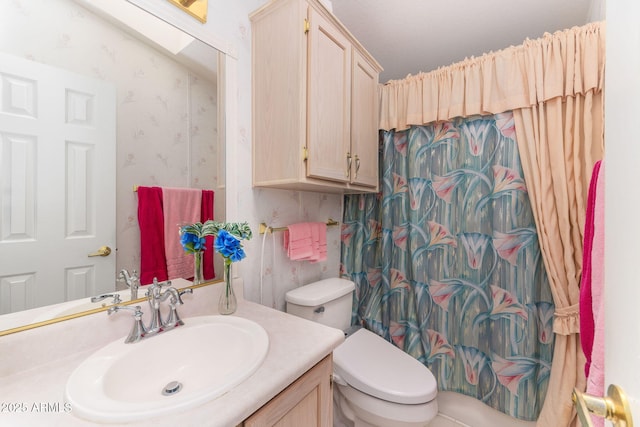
[354,155,360,179]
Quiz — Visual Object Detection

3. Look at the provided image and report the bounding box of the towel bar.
[259,219,339,234]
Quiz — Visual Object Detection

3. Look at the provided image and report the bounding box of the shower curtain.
[343,22,604,426]
[341,112,554,420]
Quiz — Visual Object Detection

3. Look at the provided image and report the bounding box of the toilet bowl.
[285,278,438,427]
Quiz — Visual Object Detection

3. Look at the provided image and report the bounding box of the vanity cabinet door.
[243,355,333,427]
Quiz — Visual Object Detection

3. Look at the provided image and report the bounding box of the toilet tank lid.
[285,278,355,306]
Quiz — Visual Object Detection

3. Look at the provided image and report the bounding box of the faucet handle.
[171,288,193,306]
[165,289,193,329]
[108,305,147,344]
[108,305,143,318]
[91,293,122,305]
[149,277,170,290]
[117,269,130,282]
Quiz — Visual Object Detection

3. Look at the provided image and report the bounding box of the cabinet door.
[306,6,351,183]
[243,355,333,427]
[350,50,379,188]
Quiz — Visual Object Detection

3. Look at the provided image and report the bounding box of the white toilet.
[285,278,438,427]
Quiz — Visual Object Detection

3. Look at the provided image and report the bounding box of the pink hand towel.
[315,222,327,262]
[137,186,168,285]
[162,187,202,280]
[283,222,328,262]
[307,222,327,263]
[284,223,313,260]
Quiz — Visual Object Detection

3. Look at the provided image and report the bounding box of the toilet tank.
[285,278,355,331]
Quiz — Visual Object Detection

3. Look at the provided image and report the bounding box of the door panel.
[0,52,115,313]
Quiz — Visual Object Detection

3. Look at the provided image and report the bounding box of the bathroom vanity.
[0,282,343,426]
[243,355,333,426]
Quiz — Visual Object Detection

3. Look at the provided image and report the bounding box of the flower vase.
[193,251,203,285]
[218,260,237,315]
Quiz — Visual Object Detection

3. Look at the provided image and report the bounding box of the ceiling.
[331,0,598,83]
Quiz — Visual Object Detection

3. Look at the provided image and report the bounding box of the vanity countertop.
[0,285,344,426]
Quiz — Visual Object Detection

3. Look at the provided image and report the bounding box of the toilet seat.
[333,328,437,405]
[335,382,438,426]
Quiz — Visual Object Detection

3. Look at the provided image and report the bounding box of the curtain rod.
[259,219,339,235]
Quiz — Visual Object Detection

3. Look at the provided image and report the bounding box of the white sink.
[65,315,269,423]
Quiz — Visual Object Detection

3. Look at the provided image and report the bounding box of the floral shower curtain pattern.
[341,112,555,420]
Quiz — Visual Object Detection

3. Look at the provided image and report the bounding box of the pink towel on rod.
[284,223,314,260]
[163,187,202,280]
[308,222,327,263]
[137,186,168,285]
[283,222,327,262]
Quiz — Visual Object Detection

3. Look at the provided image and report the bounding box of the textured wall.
[128,0,344,309]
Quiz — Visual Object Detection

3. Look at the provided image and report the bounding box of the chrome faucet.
[118,269,140,300]
[108,278,192,343]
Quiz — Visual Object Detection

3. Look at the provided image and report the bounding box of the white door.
[0,53,116,314]
[603,0,640,425]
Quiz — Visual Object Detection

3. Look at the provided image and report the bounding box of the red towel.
[201,190,215,280]
[579,160,601,376]
[137,186,168,285]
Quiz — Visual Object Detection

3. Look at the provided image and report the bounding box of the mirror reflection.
[0,0,225,331]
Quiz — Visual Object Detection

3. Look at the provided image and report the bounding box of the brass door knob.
[573,385,633,427]
[88,246,112,257]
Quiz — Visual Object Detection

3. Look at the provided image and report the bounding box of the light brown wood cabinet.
[242,355,333,427]
[251,0,382,194]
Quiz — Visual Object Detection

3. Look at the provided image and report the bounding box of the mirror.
[0,0,226,333]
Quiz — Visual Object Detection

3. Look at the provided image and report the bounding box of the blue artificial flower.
[214,230,246,262]
[180,231,206,253]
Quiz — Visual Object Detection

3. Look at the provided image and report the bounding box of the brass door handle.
[573,385,633,427]
[88,246,112,257]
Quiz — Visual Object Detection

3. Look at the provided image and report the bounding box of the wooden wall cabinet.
[242,355,333,427]
[251,0,382,194]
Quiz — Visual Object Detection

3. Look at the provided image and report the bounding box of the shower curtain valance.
[378,22,605,131]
